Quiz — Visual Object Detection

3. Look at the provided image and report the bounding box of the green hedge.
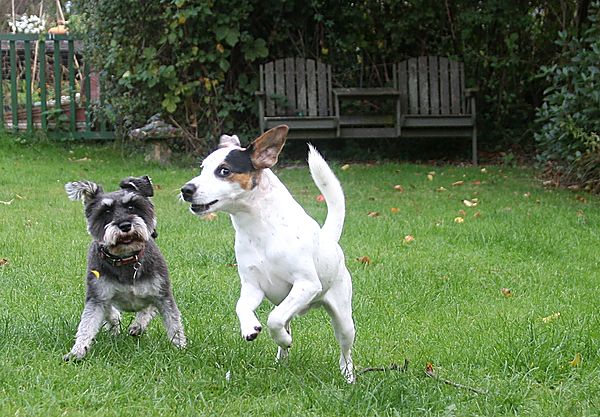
[74,0,581,156]
[535,3,600,192]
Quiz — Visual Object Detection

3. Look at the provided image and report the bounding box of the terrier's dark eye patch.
[224,149,254,174]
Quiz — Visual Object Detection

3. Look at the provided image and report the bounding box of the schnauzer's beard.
[102,216,151,256]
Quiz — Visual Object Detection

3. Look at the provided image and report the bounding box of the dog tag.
[132,262,142,281]
[91,270,101,279]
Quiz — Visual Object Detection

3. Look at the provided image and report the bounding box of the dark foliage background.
[71,0,598,187]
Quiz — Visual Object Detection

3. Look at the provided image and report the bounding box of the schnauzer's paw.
[63,345,88,361]
[242,325,262,341]
[107,324,121,336]
[128,324,145,337]
[171,333,187,349]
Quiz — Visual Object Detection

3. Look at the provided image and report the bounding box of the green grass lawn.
[0,134,599,416]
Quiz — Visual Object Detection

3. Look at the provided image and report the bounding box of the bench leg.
[472,126,478,166]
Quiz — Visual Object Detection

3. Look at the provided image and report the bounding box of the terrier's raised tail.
[307,144,345,243]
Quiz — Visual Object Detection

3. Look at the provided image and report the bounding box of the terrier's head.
[180,124,288,216]
[65,176,156,255]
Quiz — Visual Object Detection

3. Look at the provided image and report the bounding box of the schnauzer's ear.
[119,175,154,197]
[249,124,288,169]
[218,134,241,148]
[65,181,102,203]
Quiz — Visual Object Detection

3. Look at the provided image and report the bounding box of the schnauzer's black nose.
[119,221,132,232]
[181,183,196,200]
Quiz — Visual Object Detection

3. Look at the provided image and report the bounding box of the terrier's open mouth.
[191,200,218,214]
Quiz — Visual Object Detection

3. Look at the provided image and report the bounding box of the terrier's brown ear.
[249,125,289,169]
[65,181,102,203]
[119,175,154,197]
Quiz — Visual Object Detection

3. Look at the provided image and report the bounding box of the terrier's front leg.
[236,283,264,341]
[64,302,105,361]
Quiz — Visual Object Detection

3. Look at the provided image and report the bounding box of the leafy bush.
[73,0,579,156]
[74,0,268,152]
[535,3,600,192]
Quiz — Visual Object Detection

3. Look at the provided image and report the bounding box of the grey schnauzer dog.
[63,175,186,361]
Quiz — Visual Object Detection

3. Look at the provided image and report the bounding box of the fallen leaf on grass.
[480,168,487,173]
[0,258,8,266]
[458,209,467,216]
[390,207,399,213]
[357,256,371,265]
[0,199,14,205]
[425,362,435,376]
[404,235,415,243]
[436,187,447,192]
[542,312,560,323]
[454,217,464,223]
[473,211,481,218]
[463,199,478,207]
[341,164,351,171]
[316,194,325,202]
[393,184,405,192]
[472,180,482,185]
[367,211,380,218]
[569,353,582,367]
[452,181,464,186]
[427,174,434,181]
[500,288,512,297]
[523,192,531,198]
[202,213,218,221]
[575,195,587,203]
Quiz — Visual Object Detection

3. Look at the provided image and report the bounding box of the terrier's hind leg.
[323,270,355,383]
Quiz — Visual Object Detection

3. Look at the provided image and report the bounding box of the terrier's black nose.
[119,221,132,232]
[181,183,196,201]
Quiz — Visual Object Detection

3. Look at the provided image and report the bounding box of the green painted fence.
[0,33,114,139]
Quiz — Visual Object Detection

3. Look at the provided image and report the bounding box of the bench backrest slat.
[260,58,332,117]
[397,56,467,115]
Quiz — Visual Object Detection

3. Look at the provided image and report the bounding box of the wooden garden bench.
[256,57,338,139]
[395,56,477,164]
[256,56,478,164]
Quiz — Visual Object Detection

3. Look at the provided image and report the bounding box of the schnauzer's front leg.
[104,305,121,336]
[236,283,264,341]
[128,305,158,336]
[157,297,186,349]
[64,302,105,361]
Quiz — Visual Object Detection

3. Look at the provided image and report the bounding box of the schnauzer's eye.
[127,205,135,212]
[216,166,231,178]
[105,208,112,214]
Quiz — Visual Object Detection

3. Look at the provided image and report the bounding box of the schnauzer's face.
[66,176,156,255]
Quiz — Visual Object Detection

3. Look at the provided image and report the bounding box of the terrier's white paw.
[276,346,289,362]
[241,324,262,341]
[270,327,292,349]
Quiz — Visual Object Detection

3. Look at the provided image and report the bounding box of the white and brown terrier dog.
[64,176,186,360]
[181,125,355,382]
